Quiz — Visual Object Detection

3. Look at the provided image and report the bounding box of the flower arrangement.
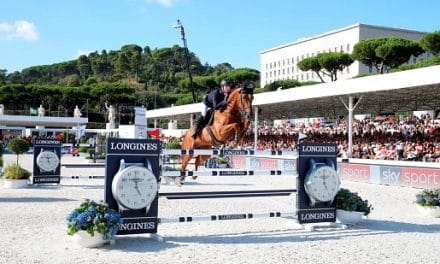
[415,189,440,207]
[67,200,122,240]
[335,188,372,216]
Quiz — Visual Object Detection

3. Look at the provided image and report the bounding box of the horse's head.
[229,85,254,122]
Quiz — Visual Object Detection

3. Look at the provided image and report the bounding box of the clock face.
[305,166,340,202]
[112,166,158,210]
[36,151,60,172]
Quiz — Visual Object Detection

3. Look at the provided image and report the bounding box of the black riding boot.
[192,116,205,139]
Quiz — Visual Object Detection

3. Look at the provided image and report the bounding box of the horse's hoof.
[192,176,198,180]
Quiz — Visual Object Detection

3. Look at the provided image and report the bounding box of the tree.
[420,31,440,56]
[0,69,6,84]
[297,52,353,82]
[77,55,92,81]
[7,138,30,166]
[317,52,353,81]
[115,52,130,77]
[352,37,423,74]
[217,68,260,87]
[297,57,325,82]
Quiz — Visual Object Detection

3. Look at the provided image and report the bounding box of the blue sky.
[0,0,439,73]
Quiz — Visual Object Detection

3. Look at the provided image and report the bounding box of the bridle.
[239,90,253,122]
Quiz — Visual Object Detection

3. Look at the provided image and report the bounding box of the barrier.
[162,149,297,156]
[162,169,297,177]
[160,189,297,199]
[159,211,297,223]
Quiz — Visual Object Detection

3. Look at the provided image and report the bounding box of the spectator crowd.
[241,114,440,162]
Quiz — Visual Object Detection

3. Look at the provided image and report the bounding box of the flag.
[30,107,37,116]
[298,132,307,143]
[148,128,160,138]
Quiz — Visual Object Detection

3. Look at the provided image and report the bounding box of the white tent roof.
[146,65,440,120]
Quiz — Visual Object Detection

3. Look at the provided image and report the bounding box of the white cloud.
[145,0,180,7]
[0,20,39,41]
[75,49,93,58]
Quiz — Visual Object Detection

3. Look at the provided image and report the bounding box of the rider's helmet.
[220,79,233,88]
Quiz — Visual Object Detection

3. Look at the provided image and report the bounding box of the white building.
[260,23,430,87]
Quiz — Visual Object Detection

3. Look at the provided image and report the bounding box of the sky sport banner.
[338,162,440,189]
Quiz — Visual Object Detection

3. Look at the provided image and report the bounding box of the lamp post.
[173,19,196,104]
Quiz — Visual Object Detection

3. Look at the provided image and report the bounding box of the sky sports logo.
[380,166,401,185]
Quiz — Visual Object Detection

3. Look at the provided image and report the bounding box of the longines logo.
[301,145,336,153]
[120,222,156,231]
[110,142,158,151]
[300,212,335,221]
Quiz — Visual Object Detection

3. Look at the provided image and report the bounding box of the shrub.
[77,146,89,153]
[416,189,440,207]
[335,188,372,216]
[2,164,31,179]
[166,140,181,160]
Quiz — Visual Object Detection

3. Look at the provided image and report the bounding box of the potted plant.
[67,199,122,248]
[77,146,89,157]
[1,138,31,189]
[166,140,181,164]
[335,188,372,224]
[216,155,230,168]
[415,189,440,217]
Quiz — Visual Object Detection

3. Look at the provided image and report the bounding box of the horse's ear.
[240,83,255,94]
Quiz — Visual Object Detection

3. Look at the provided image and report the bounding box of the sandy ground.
[1,154,440,264]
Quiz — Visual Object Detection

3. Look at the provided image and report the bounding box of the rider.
[192,79,233,138]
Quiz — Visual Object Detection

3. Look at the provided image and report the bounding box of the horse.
[178,86,254,185]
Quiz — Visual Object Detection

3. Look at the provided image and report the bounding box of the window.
[328,48,331,52]
[368,66,372,73]
[265,72,268,78]
[283,60,285,66]
[334,47,337,52]
[270,63,272,69]
[296,56,299,62]
[301,74,304,80]
[346,44,350,52]
[311,52,314,57]
[278,70,280,75]
[287,59,290,65]
[312,72,314,78]
[341,45,343,52]
[278,61,280,67]
[292,66,294,72]
[274,71,276,77]
[287,68,290,74]
[292,57,295,63]
[266,64,268,70]
[301,55,304,60]
[270,72,272,77]
[306,53,309,58]
[282,69,285,75]
[306,73,309,80]
[346,67,350,74]
[296,75,299,80]
[413,58,416,64]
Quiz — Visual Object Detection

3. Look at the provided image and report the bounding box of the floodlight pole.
[340,95,363,158]
[173,19,196,104]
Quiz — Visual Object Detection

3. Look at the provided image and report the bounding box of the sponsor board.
[401,167,440,188]
[104,138,161,235]
[338,163,370,182]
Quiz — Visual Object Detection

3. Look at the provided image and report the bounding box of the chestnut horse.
[178,87,254,185]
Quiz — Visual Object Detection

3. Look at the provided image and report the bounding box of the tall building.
[260,23,430,87]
